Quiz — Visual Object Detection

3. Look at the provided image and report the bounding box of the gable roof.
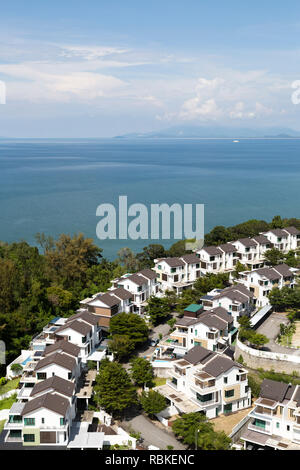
[252,235,271,245]
[43,340,80,358]
[160,257,185,268]
[283,226,300,236]
[180,254,201,264]
[93,293,120,307]
[235,238,257,248]
[35,352,76,372]
[184,346,216,365]
[66,310,99,326]
[21,392,70,417]
[265,228,288,238]
[201,246,223,256]
[56,319,91,336]
[126,273,148,286]
[260,379,293,403]
[138,268,157,280]
[218,243,237,253]
[203,355,240,378]
[109,287,133,300]
[30,375,75,398]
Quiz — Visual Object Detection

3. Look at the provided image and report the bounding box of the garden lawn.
[0,393,17,410]
[0,378,20,396]
[152,377,167,387]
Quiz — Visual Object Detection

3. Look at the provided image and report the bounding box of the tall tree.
[94,361,137,417]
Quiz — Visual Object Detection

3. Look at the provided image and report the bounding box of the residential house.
[200,284,254,327]
[156,307,235,358]
[241,379,300,450]
[109,268,159,314]
[155,346,251,419]
[197,244,238,274]
[4,393,73,446]
[237,263,297,308]
[154,254,201,294]
[261,227,300,253]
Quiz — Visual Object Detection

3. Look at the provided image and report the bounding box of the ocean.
[0,138,299,260]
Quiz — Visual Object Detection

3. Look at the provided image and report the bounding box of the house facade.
[241,379,300,450]
[155,346,251,419]
[236,263,297,308]
[200,284,254,327]
[154,254,202,294]
[156,306,235,358]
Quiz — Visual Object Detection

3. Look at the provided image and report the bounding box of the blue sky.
[0,1,300,137]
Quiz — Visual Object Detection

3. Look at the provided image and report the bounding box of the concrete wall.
[235,339,300,374]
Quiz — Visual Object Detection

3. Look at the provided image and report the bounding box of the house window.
[37,373,47,380]
[224,377,228,384]
[60,418,65,426]
[254,419,266,429]
[24,418,35,426]
[41,418,45,424]
[68,372,72,380]
[196,392,213,403]
[225,389,234,398]
[276,422,280,429]
[24,434,35,442]
[287,425,290,431]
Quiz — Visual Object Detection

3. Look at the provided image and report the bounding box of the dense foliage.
[172,412,232,450]
[93,360,137,416]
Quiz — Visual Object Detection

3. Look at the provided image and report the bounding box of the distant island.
[115,125,300,139]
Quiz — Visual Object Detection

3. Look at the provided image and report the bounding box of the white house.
[156,307,235,358]
[154,254,202,294]
[155,346,251,419]
[237,263,297,308]
[110,268,159,314]
[200,284,254,327]
[241,379,300,450]
[261,227,300,253]
[4,393,73,446]
[197,244,238,274]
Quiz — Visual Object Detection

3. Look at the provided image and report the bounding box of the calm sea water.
[0,138,299,260]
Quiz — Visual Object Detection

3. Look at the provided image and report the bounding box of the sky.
[1,0,300,137]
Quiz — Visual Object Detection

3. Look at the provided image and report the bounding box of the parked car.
[149,338,159,346]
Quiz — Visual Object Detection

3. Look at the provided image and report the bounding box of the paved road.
[256,312,300,356]
[121,414,186,450]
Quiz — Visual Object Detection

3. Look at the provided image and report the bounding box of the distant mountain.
[115,126,300,139]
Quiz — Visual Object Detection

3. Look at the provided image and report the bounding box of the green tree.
[249,333,269,349]
[10,363,23,375]
[94,362,137,417]
[109,313,149,347]
[130,357,154,387]
[172,412,231,450]
[271,215,284,229]
[108,334,135,360]
[117,247,139,272]
[264,248,284,266]
[145,296,171,325]
[140,390,167,418]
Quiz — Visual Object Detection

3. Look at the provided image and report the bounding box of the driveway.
[120,414,186,450]
[256,312,300,356]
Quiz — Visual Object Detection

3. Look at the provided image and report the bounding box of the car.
[149,338,159,346]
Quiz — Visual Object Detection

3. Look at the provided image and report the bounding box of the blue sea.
[0,138,299,260]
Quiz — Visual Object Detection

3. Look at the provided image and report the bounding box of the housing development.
[1,224,300,451]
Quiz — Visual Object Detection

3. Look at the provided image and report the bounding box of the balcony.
[248,419,271,435]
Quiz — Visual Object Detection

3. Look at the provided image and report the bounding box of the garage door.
[40,431,56,443]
